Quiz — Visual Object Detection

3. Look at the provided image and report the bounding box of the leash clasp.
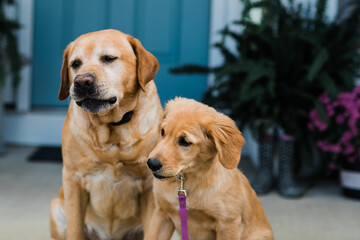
[177,176,187,196]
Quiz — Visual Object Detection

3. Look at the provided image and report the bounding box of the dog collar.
[110,110,134,126]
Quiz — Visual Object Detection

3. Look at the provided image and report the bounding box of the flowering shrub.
[308,85,360,166]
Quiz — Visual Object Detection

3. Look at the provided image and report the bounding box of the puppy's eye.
[101,55,118,63]
[71,60,82,69]
[179,137,192,147]
[161,129,165,137]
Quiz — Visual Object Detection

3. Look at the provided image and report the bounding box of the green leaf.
[319,72,338,98]
[214,43,237,62]
[307,48,329,82]
[315,101,328,123]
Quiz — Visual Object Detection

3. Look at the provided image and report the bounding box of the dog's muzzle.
[74,73,96,97]
[147,158,171,179]
[73,73,117,113]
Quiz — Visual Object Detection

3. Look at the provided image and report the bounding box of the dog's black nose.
[147,158,163,171]
[74,74,95,89]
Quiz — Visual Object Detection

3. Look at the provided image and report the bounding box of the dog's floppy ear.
[58,43,72,101]
[208,114,245,169]
[127,36,159,92]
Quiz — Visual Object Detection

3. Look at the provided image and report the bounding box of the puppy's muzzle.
[147,158,171,179]
[147,158,163,172]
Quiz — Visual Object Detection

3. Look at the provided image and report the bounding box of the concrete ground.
[0,145,360,240]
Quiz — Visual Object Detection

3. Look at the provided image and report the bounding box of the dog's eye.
[101,55,118,63]
[161,129,165,137]
[179,137,192,147]
[71,60,82,69]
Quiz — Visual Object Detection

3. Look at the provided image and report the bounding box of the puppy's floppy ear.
[127,36,159,92]
[208,114,245,169]
[58,43,72,101]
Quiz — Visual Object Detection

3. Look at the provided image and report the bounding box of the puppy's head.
[58,29,159,114]
[147,98,245,180]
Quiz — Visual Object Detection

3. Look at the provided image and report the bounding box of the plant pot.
[341,160,360,199]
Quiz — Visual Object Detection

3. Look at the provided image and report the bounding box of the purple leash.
[178,176,189,240]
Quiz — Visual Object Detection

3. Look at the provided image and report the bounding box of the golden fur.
[50,29,163,240]
[145,98,274,240]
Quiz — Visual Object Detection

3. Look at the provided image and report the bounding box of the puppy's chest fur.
[156,185,221,240]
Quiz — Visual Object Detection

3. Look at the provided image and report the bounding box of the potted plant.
[308,86,360,198]
[171,0,360,197]
[0,0,22,154]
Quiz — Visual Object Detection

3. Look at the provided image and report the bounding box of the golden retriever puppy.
[50,29,163,240]
[145,98,273,240]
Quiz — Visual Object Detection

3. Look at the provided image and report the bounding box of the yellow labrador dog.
[50,29,163,240]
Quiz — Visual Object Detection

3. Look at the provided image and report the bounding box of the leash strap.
[178,176,189,240]
[178,194,189,240]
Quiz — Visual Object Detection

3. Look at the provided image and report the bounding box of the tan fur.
[50,29,163,240]
[145,98,273,240]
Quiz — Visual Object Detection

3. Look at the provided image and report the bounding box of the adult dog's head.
[58,29,159,114]
[147,98,245,180]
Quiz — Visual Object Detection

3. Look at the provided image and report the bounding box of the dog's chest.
[160,193,217,240]
[81,165,142,225]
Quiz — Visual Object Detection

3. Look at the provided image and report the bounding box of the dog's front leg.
[63,167,89,240]
[216,218,243,240]
[140,186,157,238]
[144,207,174,240]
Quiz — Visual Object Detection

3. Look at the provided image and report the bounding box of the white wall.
[16,0,34,112]
[288,0,338,21]
[4,110,65,146]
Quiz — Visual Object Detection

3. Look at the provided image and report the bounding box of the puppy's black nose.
[147,158,163,172]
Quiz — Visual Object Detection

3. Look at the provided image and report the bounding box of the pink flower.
[354,85,360,95]
[340,131,353,143]
[336,114,345,124]
[309,88,360,166]
[317,141,341,153]
[343,143,355,155]
[356,99,360,106]
[326,104,335,117]
[338,92,353,105]
[308,122,315,131]
[329,144,341,153]
[347,114,359,135]
[318,92,330,104]
[317,141,327,151]
[317,121,328,131]
[347,156,357,163]
[309,109,328,131]
[309,109,319,121]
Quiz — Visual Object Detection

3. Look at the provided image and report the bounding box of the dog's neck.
[109,110,134,126]
[70,82,162,149]
[179,156,231,193]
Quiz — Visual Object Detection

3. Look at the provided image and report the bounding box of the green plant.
[171,0,360,139]
[0,0,21,89]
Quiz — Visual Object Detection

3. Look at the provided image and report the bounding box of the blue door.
[32,0,210,107]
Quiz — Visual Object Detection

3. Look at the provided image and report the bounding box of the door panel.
[72,0,107,36]
[32,0,210,107]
